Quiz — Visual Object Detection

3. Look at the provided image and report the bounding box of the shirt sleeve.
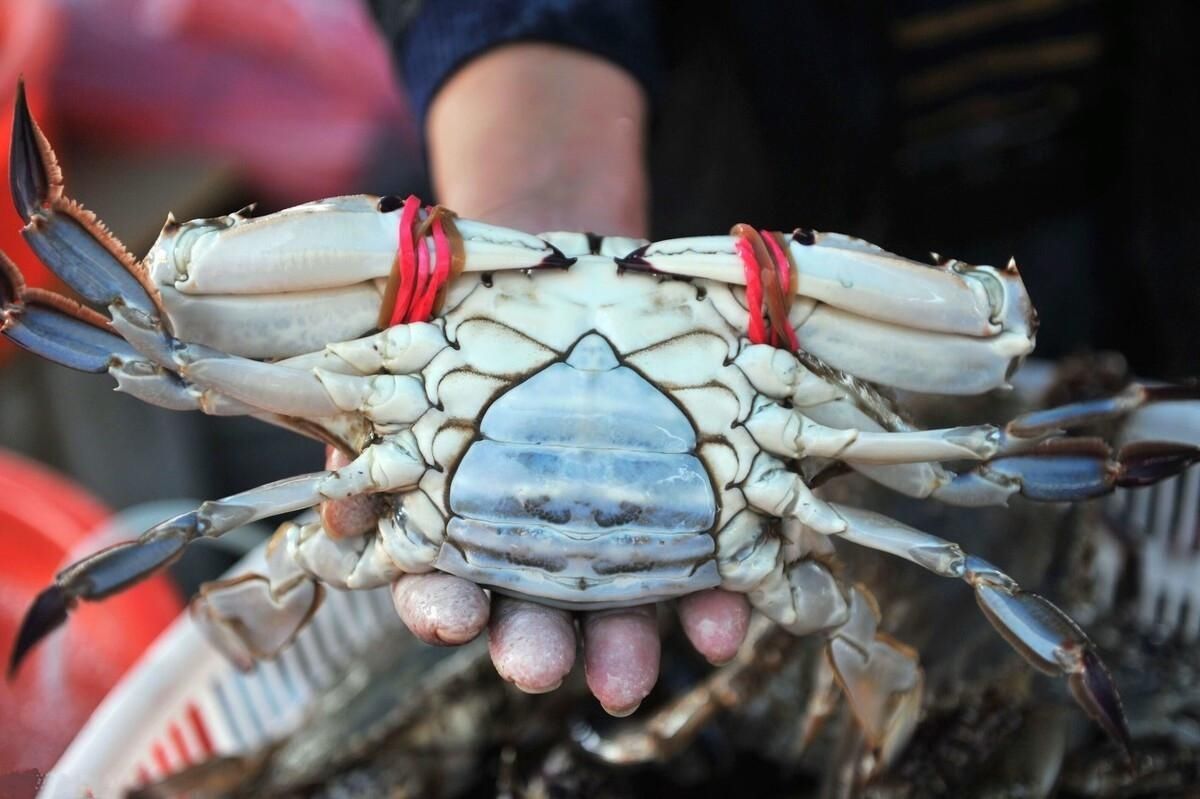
[378,0,658,128]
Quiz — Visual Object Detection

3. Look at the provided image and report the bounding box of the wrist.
[426,43,648,237]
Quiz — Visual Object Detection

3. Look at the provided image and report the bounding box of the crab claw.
[7,536,188,677]
[7,586,69,678]
[966,557,1132,758]
[2,250,133,369]
[10,82,160,321]
[982,437,1200,502]
[1,251,211,412]
[9,80,53,223]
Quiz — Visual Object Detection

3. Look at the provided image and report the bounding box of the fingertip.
[677,589,750,665]
[320,495,378,539]
[392,573,489,646]
[321,447,377,538]
[583,606,660,716]
[324,445,352,470]
[488,597,576,694]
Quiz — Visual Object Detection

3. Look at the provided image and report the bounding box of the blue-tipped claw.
[10,81,159,319]
[6,526,192,679]
[7,471,334,678]
[2,250,154,373]
[7,586,69,678]
[1070,649,1133,761]
[969,559,1132,760]
[9,79,51,223]
[985,437,1199,502]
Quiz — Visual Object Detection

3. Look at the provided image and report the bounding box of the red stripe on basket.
[187,701,216,756]
[169,721,192,766]
[151,741,171,774]
[137,765,151,785]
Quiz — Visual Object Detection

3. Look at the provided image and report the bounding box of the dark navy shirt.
[393,0,657,127]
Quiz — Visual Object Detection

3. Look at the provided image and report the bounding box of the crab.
[4,84,1198,764]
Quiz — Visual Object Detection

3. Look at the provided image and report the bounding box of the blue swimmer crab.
[3,83,1198,763]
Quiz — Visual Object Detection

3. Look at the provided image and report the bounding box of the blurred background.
[0,0,1196,783]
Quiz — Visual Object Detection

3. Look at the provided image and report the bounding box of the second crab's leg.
[8,436,426,676]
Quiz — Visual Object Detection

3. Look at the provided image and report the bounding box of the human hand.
[323,44,751,715]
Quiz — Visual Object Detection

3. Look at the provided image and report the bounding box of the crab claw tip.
[10,78,52,223]
[1116,441,1200,488]
[1068,648,1132,762]
[7,585,70,679]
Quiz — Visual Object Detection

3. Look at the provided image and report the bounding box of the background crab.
[3,84,1198,766]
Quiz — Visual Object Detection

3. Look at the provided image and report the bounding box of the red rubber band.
[762,231,799,351]
[409,213,451,323]
[734,236,768,345]
[387,195,422,328]
[413,222,432,310]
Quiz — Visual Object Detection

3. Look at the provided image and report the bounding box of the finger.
[391,573,489,646]
[677,588,751,665]
[488,596,577,694]
[583,606,660,717]
[321,446,377,538]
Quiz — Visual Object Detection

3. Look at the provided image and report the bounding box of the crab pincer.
[978,437,1200,503]
[965,557,1132,759]
[10,81,161,324]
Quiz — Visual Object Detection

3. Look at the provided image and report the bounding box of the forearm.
[426,43,649,237]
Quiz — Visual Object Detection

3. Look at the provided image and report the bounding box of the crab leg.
[159,283,384,360]
[8,437,426,675]
[1007,382,1200,437]
[194,496,447,669]
[627,231,1032,340]
[148,200,573,296]
[1,255,369,457]
[0,251,257,414]
[805,503,1131,755]
[191,523,326,670]
[741,467,1129,752]
[738,344,1200,504]
[747,401,1025,463]
[791,303,1033,395]
[7,98,400,421]
[732,527,923,763]
[746,400,1199,500]
[10,196,430,423]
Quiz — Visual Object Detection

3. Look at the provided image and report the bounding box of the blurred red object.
[0,0,63,365]
[0,452,183,775]
[53,0,412,202]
